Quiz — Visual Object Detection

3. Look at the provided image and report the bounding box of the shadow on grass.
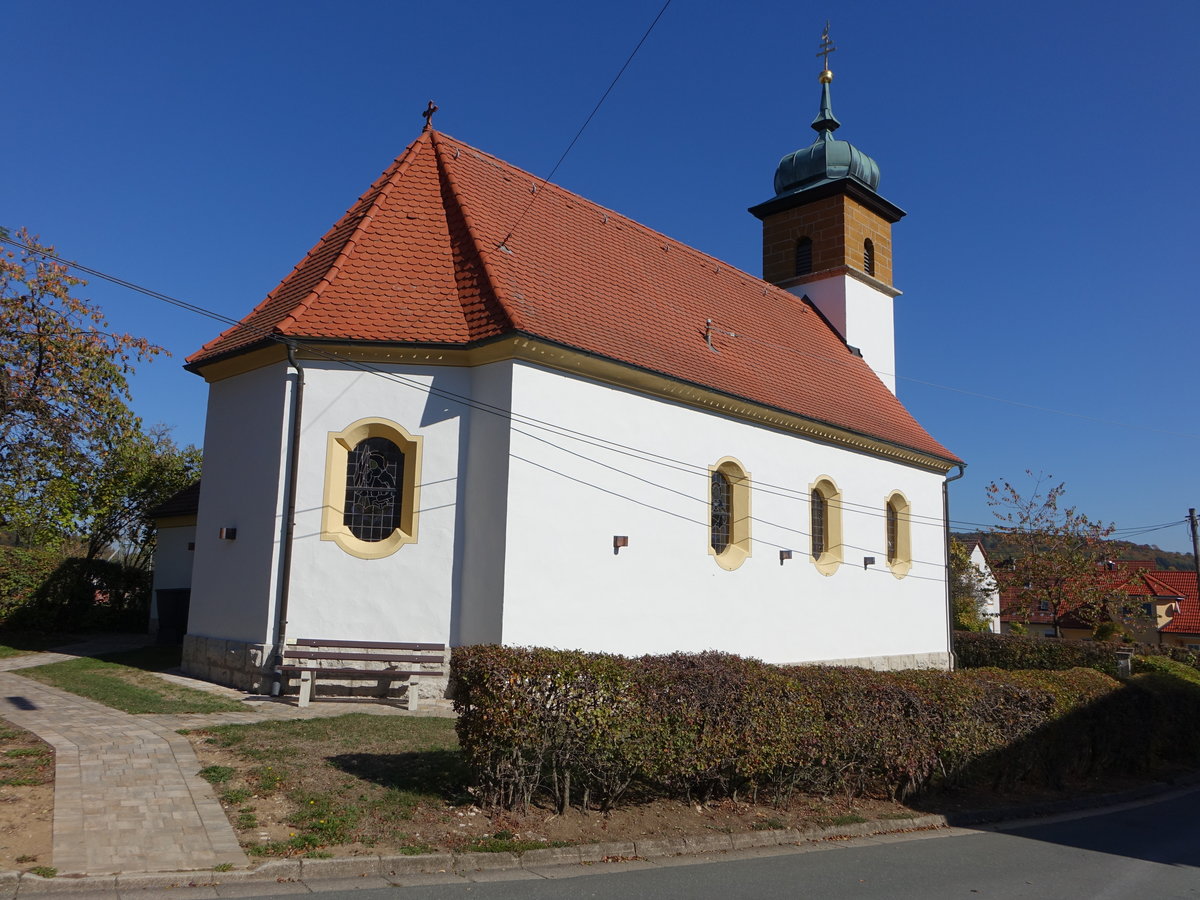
[327,750,473,803]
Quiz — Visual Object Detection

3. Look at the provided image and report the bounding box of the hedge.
[451,646,1200,813]
[0,546,150,632]
[954,631,1200,675]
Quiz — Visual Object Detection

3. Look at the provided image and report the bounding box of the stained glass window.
[711,471,731,554]
[886,501,898,563]
[811,489,826,558]
[344,437,403,542]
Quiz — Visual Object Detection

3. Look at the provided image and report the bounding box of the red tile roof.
[1153,570,1200,634]
[188,130,958,463]
[998,561,1200,636]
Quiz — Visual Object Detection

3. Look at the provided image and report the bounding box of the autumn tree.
[84,425,201,569]
[949,538,992,631]
[0,227,162,544]
[987,473,1129,638]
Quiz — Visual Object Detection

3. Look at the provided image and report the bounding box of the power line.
[1,232,1187,545]
[498,0,674,248]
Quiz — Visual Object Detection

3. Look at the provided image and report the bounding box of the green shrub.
[953,632,1121,675]
[0,549,150,632]
[454,646,1200,814]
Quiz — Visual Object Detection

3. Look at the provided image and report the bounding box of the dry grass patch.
[0,720,53,870]
[183,713,930,859]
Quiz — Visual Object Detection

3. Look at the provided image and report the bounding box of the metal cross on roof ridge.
[816,22,836,71]
[421,100,438,131]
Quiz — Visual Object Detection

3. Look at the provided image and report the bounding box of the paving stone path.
[0,636,452,877]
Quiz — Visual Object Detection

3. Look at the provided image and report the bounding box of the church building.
[178,58,962,693]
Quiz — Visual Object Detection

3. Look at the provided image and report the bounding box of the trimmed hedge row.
[451,646,1200,813]
[954,631,1200,675]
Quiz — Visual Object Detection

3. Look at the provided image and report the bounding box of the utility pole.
[1190,509,1200,591]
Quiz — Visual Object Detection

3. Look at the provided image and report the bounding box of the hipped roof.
[188,129,957,464]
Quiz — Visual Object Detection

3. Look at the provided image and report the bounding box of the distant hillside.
[953,532,1196,572]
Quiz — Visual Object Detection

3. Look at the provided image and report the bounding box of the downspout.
[272,342,305,694]
[943,464,966,670]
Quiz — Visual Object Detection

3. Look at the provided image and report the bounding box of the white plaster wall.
[283,362,470,645]
[189,363,291,644]
[791,276,896,394]
[499,362,949,665]
[454,361,513,646]
[151,525,196,593]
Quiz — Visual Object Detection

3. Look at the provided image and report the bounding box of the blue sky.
[4,1,1198,551]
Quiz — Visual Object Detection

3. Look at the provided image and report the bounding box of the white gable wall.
[499,362,949,666]
[189,363,291,644]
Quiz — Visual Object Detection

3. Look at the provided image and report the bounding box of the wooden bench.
[276,638,447,709]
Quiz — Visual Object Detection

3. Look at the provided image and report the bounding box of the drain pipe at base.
[271,342,305,695]
[943,464,966,671]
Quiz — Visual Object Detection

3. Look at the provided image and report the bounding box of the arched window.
[795,236,813,276]
[863,238,875,277]
[711,471,732,554]
[321,417,423,559]
[810,489,826,558]
[809,476,843,575]
[344,437,403,542]
[884,491,912,577]
[709,457,751,570]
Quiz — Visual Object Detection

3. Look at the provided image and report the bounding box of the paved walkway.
[0,636,450,877]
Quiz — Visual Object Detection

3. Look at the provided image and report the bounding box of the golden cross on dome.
[816,22,836,81]
[421,100,439,131]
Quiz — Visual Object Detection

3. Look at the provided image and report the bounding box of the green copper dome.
[772,80,880,197]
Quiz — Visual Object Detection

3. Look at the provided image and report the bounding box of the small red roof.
[189,130,958,464]
[1153,570,1200,634]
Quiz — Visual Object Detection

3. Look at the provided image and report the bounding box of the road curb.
[7,774,1199,894]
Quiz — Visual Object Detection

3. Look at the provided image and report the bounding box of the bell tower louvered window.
[864,238,875,276]
[795,236,813,276]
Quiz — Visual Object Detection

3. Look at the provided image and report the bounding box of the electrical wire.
[497,0,674,248]
[1,236,1187,550]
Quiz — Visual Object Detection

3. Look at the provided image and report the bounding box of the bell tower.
[749,26,905,393]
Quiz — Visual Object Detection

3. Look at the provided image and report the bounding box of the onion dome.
[772,73,880,197]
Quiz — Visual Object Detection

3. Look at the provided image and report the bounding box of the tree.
[986,472,1130,638]
[949,538,992,631]
[84,425,201,569]
[0,228,162,544]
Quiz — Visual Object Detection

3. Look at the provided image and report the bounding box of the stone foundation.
[182,634,276,694]
[789,650,952,672]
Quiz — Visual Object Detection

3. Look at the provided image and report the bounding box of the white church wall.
[454,360,514,646]
[792,277,897,395]
[189,363,291,644]
[283,361,470,645]
[500,362,949,667]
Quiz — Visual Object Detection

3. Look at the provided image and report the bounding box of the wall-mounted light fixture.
[779,549,793,565]
[863,556,876,569]
[219,527,238,541]
[613,535,629,555]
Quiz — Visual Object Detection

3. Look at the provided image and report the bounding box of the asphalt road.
[250,787,1200,899]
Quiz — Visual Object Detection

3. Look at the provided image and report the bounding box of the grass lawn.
[18,646,245,714]
[191,714,471,856]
